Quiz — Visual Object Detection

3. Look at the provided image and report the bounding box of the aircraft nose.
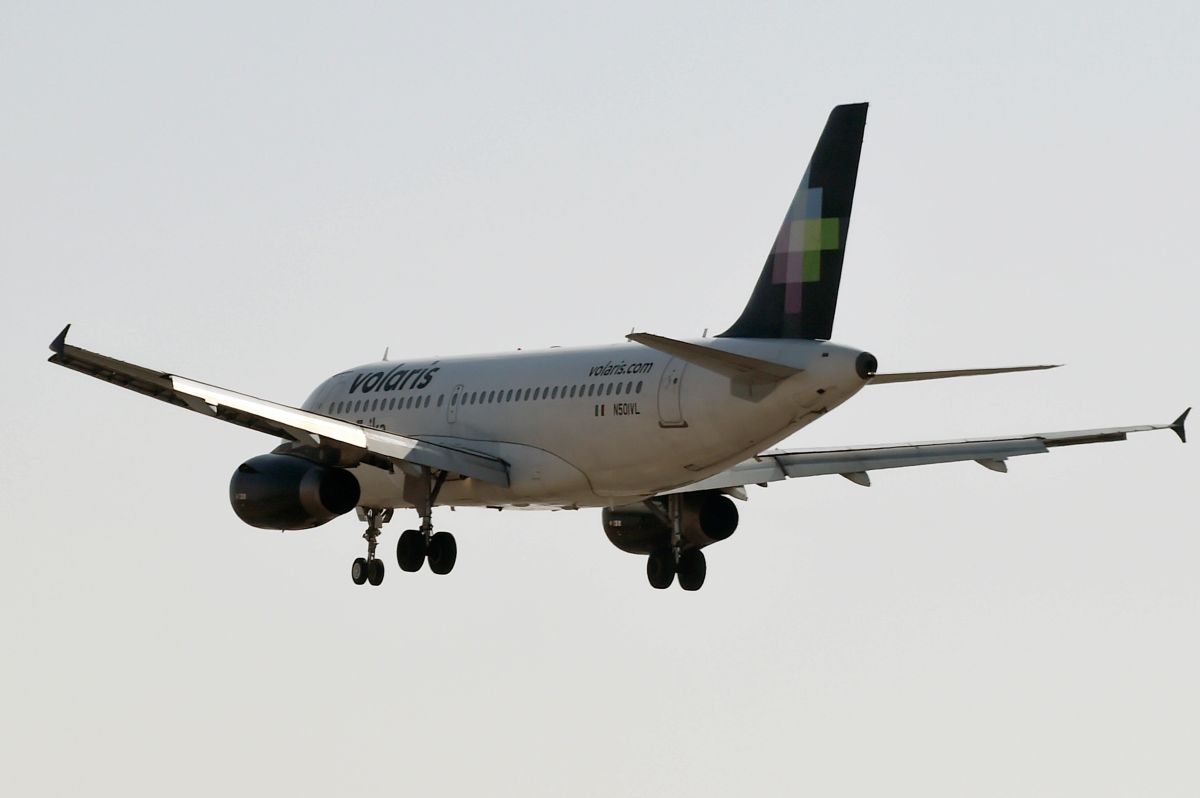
[855,351,878,380]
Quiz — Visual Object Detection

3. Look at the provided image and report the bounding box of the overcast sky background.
[2,2,1197,795]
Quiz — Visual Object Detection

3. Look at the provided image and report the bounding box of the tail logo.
[770,181,841,314]
[719,102,866,341]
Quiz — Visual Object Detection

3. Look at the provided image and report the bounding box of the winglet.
[50,324,71,355]
[1170,407,1190,444]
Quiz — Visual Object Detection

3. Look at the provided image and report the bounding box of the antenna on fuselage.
[382,346,389,362]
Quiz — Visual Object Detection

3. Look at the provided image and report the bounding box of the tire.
[646,550,676,589]
[351,557,369,585]
[396,529,426,572]
[367,558,385,586]
[677,549,706,591]
[427,531,457,575]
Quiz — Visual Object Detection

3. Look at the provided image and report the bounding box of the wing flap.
[48,325,510,486]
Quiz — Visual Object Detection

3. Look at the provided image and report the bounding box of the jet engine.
[229,453,361,530]
[602,491,739,554]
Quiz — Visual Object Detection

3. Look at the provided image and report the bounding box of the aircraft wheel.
[396,529,426,572]
[646,550,676,589]
[427,532,457,575]
[677,549,706,591]
[367,558,385,586]
[351,557,369,585]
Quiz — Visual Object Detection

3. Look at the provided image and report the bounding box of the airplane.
[48,102,1188,591]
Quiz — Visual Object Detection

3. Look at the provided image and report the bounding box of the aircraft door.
[447,384,463,423]
[656,359,688,428]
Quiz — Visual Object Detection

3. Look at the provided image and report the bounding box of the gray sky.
[2,1,1197,795]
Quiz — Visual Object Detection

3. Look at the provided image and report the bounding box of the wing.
[665,410,1189,495]
[47,325,509,486]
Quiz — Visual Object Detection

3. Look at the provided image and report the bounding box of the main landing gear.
[646,494,707,591]
[397,466,456,575]
[647,548,706,591]
[350,466,457,587]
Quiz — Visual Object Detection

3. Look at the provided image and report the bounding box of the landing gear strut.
[352,507,391,587]
[395,467,457,575]
[644,495,707,591]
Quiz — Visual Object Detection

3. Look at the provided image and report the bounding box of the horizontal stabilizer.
[870,364,1060,384]
[627,332,803,385]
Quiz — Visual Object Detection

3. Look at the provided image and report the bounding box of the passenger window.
[470,392,477,404]
[606,383,614,396]
[354,400,362,412]
[636,380,643,394]
[439,395,446,407]
[451,394,458,406]
[587,384,595,397]
[550,387,557,399]
[424,395,431,408]
[626,381,633,394]
[337,402,344,414]
[506,389,513,402]
[488,390,496,403]
[615,382,623,395]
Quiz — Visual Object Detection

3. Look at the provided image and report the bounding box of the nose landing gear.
[351,508,391,587]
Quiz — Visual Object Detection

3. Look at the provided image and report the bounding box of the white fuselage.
[299,338,869,509]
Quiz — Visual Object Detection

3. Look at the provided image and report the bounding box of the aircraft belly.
[351,440,598,509]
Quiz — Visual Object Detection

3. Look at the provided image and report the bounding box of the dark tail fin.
[719,103,868,340]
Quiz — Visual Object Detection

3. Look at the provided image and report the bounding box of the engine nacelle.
[229,453,361,530]
[602,491,739,555]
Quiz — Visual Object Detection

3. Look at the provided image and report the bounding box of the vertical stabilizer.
[719,103,868,340]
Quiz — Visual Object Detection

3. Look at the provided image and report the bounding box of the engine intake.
[603,491,739,555]
[229,453,360,530]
